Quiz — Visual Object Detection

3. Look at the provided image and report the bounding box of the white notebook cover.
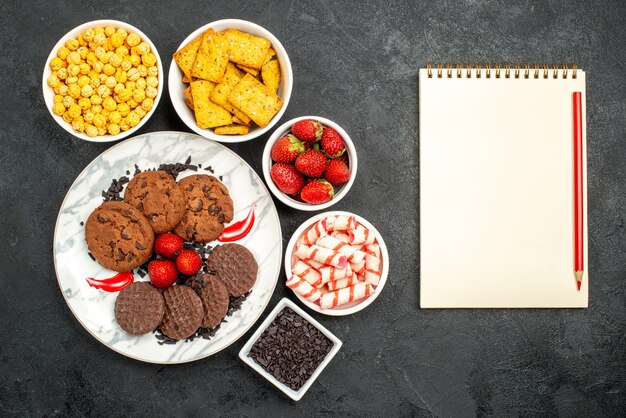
[419,67,588,308]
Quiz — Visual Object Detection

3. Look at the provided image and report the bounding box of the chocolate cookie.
[114,282,165,335]
[195,273,229,329]
[124,171,186,234]
[206,244,258,297]
[174,175,234,243]
[85,201,154,271]
[160,285,204,340]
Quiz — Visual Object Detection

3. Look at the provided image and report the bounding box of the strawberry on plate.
[291,119,323,142]
[295,149,327,178]
[300,179,334,205]
[148,260,178,288]
[324,159,351,186]
[175,250,202,276]
[271,163,305,195]
[321,127,346,158]
[271,134,304,164]
[154,233,184,259]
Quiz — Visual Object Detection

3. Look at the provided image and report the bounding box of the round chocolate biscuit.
[114,282,165,335]
[160,285,204,340]
[206,244,258,297]
[174,175,234,243]
[85,201,154,272]
[124,171,186,234]
[196,273,229,329]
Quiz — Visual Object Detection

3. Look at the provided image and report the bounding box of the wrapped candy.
[325,215,356,231]
[363,243,380,259]
[286,275,321,302]
[316,235,365,263]
[319,263,352,283]
[364,254,381,285]
[319,283,373,309]
[327,273,360,291]
[291,260,323,287]
[331,231,350,243]
[350,258,366,274]
[302,219,328,246]
[295,244,347,268]
[349,225,376,246]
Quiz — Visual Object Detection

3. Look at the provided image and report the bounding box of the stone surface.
[1,0,625,416]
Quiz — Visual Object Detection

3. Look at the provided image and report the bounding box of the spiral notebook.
[419,64,588,308]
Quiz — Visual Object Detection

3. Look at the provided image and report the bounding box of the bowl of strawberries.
[262,116,357,211]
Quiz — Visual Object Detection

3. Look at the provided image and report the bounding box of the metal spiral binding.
[426,63,578,79]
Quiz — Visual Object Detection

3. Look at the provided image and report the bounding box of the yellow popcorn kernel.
[62,96,75,108]
[97,126,107,136]
[83,29,95,42]
[141,52,157,67]
[77,33,87,46]
[108,110,122,124]
[78,97,91,110]
[67,64,80,77]
[65,39,79,51]
[127,68,140,81]
[146,75,158,88]
[90,94,103,105]
[67,104,82,119]
[103,64,116,76]
[145,86,157,99]
[119,118,130,131]
[114,70,127,83]
[53,94,64,104]
[113,83,125,94]
[67,51,81,65]
[93,113,106,128]
[128,54,141,67]
[84,111,95,123]
[137,65,148,77]
[52,102,65,116]
[130,46,139,56]
[133,105,146,118]
[111,33,125,48]
[89,76,101,89]
[107,123,121,135]
[66,76,78,85]
[117,103,130,116]
[72,117,85,132]
[105,38,115,52]
[56,85,69,96]
[57,46,70,60]
[116,28,128,38]
[105,76,117,89]
[88,70,99,79]
[91,104,103,114]
[97,85,111,98]
[121,59,132,72]
[81,84,94,97]
[128,111,141,127]
[99,73,108,83]
[93,33,107,46]
[50,57,65,71]
[126,98,138,109]
[132,89,146,102]
[135,78,146,90]
[104,26,116,37]
[77,46,89,59]
[147,66,158,77]
[109,53,123,68]
[141,98,154,111]
[94,27,105,35]
[77,75,90,87]
[100,109,110,119]
[94,46,106,59]
[62,110,73,123]
[92,61,104,74]
[79,62,91,75]
[47,74,60,88]
[116,45,129,57]
[85,124,98,137]
[125,81,136,91]
[103,96,117,111]
[126,33,141,47]
[136,41,150,55]
[68,84,81,99]
[100,51,112,64]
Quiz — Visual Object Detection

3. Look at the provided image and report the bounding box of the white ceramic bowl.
[42,19,164,142]
[262,116,358,211]
[168,19,293,143]
[239,298,342,401]
[284,211,388,316]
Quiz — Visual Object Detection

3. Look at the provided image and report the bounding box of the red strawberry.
[291,119,323,142]
[154,233,184,259]
[295,150,327,178]
[321,127,346,158]
[271,163,305,195]
[148,260,178,288]
[271,134,304,163]
[324,159,351,186]
[175,250,203,276]
[300,179,334,204]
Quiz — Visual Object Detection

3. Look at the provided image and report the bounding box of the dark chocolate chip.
[135,241,146,250]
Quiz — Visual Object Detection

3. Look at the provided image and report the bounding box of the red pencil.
[573,92,584,290]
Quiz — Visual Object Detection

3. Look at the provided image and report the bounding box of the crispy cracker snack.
[215,124,250,135]
[190,80,232,129]
[191,30,230,83]
[225,29,271,70]
[261,60,280,94]
[228,74,283,128]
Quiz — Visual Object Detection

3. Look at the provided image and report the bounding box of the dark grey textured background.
[1,1,625,416]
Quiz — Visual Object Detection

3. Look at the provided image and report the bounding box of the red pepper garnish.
[85,272,134,292]
[217,203,256,242]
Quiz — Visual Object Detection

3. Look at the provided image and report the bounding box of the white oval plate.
[53,131,282,363]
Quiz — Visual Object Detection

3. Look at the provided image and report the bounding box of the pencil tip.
[577,281,581,291]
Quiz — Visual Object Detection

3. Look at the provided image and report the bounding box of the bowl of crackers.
[42,19,163,141]
[168,19,292,143]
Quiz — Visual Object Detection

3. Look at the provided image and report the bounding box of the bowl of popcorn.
[168,19,292,143]
[42,19,163,141]
[284,211,388,316]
